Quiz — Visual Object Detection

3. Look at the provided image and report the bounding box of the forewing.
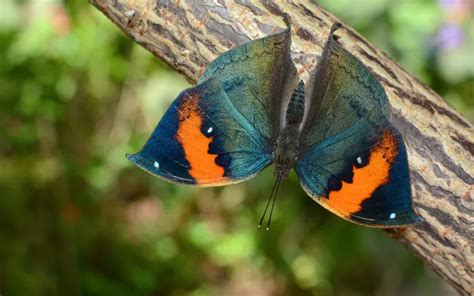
[128,78,271,186]
[300,25,389,150]
[296,114,421,227]
[296,24,420,227]
[199,18,298,144]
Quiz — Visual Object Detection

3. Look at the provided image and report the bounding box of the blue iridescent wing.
[129,18,298,186]
[199,17,298,144]
[127,78,271,186]
[296,24,421,227]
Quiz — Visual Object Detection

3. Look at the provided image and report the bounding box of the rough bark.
[89,0,473,294]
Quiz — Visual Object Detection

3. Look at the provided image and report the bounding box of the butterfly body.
[127,18,421,228]
[274,80,305,179]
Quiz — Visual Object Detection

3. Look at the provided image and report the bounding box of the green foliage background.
[0,0,471,295]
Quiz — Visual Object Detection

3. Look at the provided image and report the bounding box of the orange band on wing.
[176,92,225,184]
[327,130,399,215]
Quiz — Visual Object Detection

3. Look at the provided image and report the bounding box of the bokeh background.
[0,0,472,295]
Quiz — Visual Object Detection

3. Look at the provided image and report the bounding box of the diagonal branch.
[90,0,473,294]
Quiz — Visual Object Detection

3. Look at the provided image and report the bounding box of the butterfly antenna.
[258,177,280,229]
[266,176,282,230]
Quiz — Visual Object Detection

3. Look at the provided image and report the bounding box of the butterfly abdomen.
[286,80,305,126]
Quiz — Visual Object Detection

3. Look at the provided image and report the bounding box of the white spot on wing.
[389,213,396,219]
[356,156,362,164]
[154,161,159,168]
[124,10,136,18]
[207,127,213,133]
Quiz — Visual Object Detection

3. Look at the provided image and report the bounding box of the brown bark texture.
[89,0,473,294]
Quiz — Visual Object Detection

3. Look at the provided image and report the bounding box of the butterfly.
[127,16,422,229]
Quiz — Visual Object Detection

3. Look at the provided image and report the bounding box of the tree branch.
[89,0,473,294]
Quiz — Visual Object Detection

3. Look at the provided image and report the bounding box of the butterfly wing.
[296,24,421,227]
[199,17,298,143]
[129,18,298,186]
[127,78,271,186]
